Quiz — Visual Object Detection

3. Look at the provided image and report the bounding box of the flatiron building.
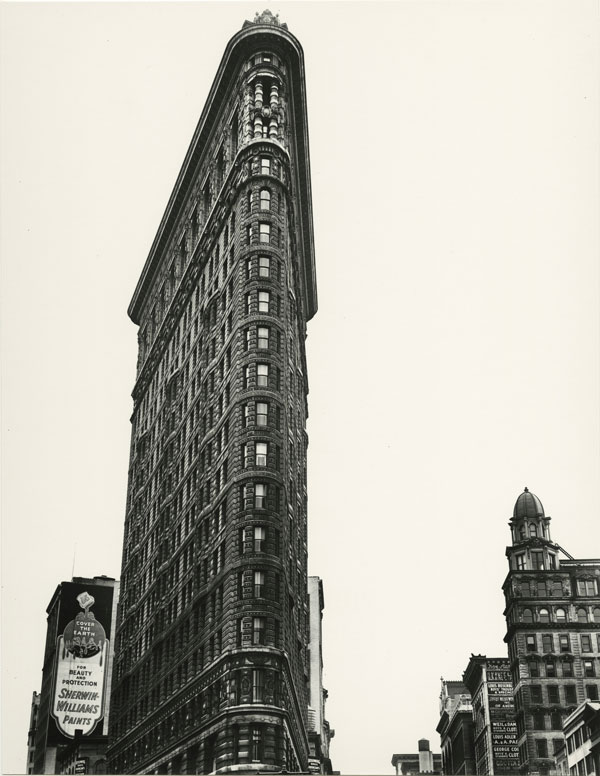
[107,9,318,775]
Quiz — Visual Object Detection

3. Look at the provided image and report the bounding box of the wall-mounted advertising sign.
[50,585,113,740]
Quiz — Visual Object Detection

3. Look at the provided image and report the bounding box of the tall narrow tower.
[503,489,600,775]
[107,10,317,774]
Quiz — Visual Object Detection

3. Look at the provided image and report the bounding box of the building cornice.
[128,21,317,326]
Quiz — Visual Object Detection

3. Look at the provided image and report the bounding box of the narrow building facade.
[107,10,318,774]
[462,655,518,775]
[32,576,119,775]
[437,680,476,775]
[503,488,600,775]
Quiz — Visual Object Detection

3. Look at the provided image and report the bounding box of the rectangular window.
[547,685,560,704]
[257,327,269,348]
[546,662,556,678]
[260,157,271,175]
[530,661,540,678]
[515,554,525,570]
[559,634,570,652]
[252,669,264,702]
[531,551,545,570]
[243,404,250,427]
[533,712,546,730]
[254,571,265,598]
[257,364,269,387]
[563,661,574,677]
[535,739,548,758]
[255,484,266,509]
[586,684,599,701]
[254,526,266,553]
[565,685,577,704]
[252,617,265,645]
[526,635,537,652]
[542,634,553,653]
[581,635,592,652]
[552,739,563,756]
[550,711,563,730]
[259,223,270,244]
[243,444,251,468]
[258,291,270,313]
[259,256,271,277]
[244,365,251,389]
[577,579,598,596]
[584,660,595,677]
[256,402,268,426]
[530,685,542,703]
[255,442,267,467]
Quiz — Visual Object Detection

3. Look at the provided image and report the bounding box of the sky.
[1,1,599,774]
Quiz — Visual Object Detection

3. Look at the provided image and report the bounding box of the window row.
[525,633,600,653]
[521,606,600,624]
[514,551,556,570]
[527,658,575,678]
[529,683,599,705]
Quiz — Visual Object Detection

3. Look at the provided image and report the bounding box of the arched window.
[260,188,271,210]
[529,523,538,537]
[555,607,567,622]
[593,607,600,623]
[577,607,588,623]
[522,608,533,623]
[539,607,550,623]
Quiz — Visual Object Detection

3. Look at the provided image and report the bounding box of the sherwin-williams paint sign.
[51,591,109,737]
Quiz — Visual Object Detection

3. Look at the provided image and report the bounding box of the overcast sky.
[2,2,599,774]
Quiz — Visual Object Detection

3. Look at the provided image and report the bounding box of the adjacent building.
[391,739,442,775]
[437,680,476,775]
[107,9,322,774]
[503,488,600,775]
[32,576,119,774]
[462,655,518,775]
[26,692,40,774]
[307,577,334,774]
[556,701,600,776]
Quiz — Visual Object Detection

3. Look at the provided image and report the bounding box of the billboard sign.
[50,586,112,739]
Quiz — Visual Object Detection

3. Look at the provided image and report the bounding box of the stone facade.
[107,11,317,775]
[503,489,600,774]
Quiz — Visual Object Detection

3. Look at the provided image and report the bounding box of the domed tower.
[503,489,600,776]
[506,488,560,572]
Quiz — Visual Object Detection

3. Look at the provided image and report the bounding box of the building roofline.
[128,19,317,325]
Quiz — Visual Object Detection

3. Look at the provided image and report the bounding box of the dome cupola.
[513,487,545,520]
